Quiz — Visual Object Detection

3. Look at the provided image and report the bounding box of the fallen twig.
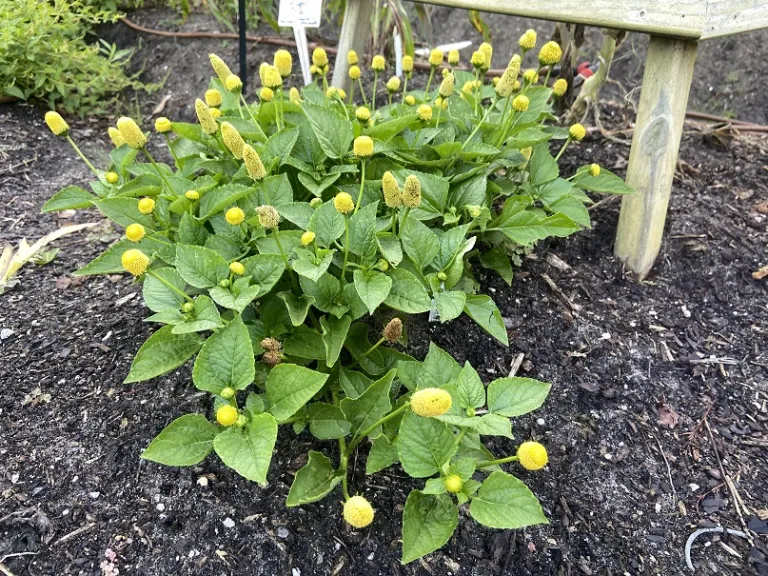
[53,522,95,546]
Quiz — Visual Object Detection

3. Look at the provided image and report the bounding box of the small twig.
[685,527,748,571]
[651,432,678,506]
[508,353,524,377]
[53,522,95,546]
[540,273,582,315]
[587,195,620,213]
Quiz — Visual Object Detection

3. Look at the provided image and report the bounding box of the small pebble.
[156,503,165,512]
[222,517,235,529]
[536,418,545,426]
[0,328,14,340]
[277,527,290,539]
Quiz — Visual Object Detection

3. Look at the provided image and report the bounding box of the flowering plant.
[41,33,628,561]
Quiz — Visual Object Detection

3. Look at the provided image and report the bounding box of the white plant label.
[278,0,323,28]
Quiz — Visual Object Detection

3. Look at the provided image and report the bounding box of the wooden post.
[614,36,698,280]
[331,0,374,91]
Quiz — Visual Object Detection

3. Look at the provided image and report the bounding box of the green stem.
[346,336,386,371]
[402,76,409,102]
[345,403,410,456]
[461,98,495,151]
[341,215,350,280]
[163,133,179,164]
[236,98,245,120]
[495,97,512,146]
[147,269,192,302]
[390,209,397,232]
[388,93,392,108]
[473,69,480,116]
[555,138,572,162]
[141,148,174,193]
[425,67,435,95]
[240,94,259,126]
[357,78,368,106]
[339,437,351,501]
[322,74,329,96]
[273,228,300,292]
[354,160,366,214]
[65,136,99,176]
[349,81,356,105]
[544,68,552,89]
[399,207,411,235]
[476,454,519,469]
[371,72,379,112]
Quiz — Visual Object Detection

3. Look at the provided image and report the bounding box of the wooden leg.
[614,36,698,280]
[331,0,375,91]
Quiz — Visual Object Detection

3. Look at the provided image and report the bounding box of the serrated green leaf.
[401,491,458,564]
[192,315,254,393]
[486,377,551,417]
[464,294,508,346]
[172,295,223,334]
[366,435,399,474]
[267,364,329,420]
[398,411,457,478]
[320,314,351,367]
[308,201,345,248]
[213,413,277,484]
[142,267,186,312]
[41,186,95,213]
[124,326,202,383]
[384,268,432,314]
[434,290,466,323]
[353,269,392,315]
[175,244,230,289]
[456,362,485,410]
[400,217,439,270]
[469,471,548,529]
[302,102,354,159]
[241,253,285,296]
[308,403,351,439]
[277,291,315,326]
[286,451,342,506]
[141,414,217,466]
[341,369,395,439]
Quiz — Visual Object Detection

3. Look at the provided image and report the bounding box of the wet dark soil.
[2,7,768,576]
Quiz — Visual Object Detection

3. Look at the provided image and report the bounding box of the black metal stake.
[238,0,247,90]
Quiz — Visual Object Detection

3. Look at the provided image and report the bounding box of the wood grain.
[703,0,768,39]
[331,0,375,91]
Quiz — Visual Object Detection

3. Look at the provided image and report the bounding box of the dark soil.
[2,6,768,576]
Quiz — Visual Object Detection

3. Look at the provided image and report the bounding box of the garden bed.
[1,7,768,576]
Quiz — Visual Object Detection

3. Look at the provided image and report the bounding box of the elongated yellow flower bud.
[125,223,145,242]
[334,192,355,215]
[402,175,421,208]
[108,127,125,147]
[507,54,522,80]
[371,55,386,72]
[538,41,563,66]
[495,70,516,98]
[274,49,292,78]
[312,47,328,67]
[355,106,370,122]
[383,318,402,343]
[260,87,274,102]
[217,405,238,427]
[225,74,243,94]
[116,117,147,150]
[353,136,373,158]
[448,49,460,66]
[309,64,318,76]
[517,441,548,470]
[552,78,568,97]
[289,87,301,103]
[205,89,223,108]
[349,65,361,80]
[569,123,587,141]
[347,50,359,65]
[519,29,537,50]
[195,99,218,135]
[410,388,452,417]
[381,171,402,208]
[301,231,315,246]
[438,72,455,98]
[428,48,443,67]
[338,88,347,100]
[512,94,530,112]
[402,55,414,74]
[243,144,266,181]
[138,197,155,214]
[209,53,233,83]
[220,122,245,159]
[225,207,245,225]
[155,117,172,133]
[343,496,374,528]
[121,248,149,276]
[257,205,280,229]
[45,111,69,137]
[417,104,432,122]
[386,76,401,93]
[479,42,493,69]
[230,261,245,275]
[262,65,282,89]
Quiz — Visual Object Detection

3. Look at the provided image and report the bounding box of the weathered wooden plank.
[331,0,375,91]
[413,0,706,39]
[703,0,768,39]
[614,36,698,280]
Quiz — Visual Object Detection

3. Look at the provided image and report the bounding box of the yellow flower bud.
[221,122,245,159]
[333,192,355,215]
[209,53,233,83]
[338,88,347,101]
[205,89,223,108]
[410,387,452,417]
[523,69,539,84]
[225,74,243,94]
[185,190,199,201]
[428,48,443,67]
[343,496,374,529]
[274,49,292,78]
[552,78,568,97]
[154,117,172,133]
[194,99,218,135]
[121,248,149,276]
[470,50,486,69]
[138,197,155,214]
[519,29,537,51]
[402,55,414,73]
[492,77,500,87]
[512,94,530,112]
[402,174,421,208]
[347,50,359,66]
[309,64,318,76]
[221,387,236,399]
[448,49,460,66]
[257,205,280,229]
[438,73,455,98]
[355,106,371,122]
[381,171,402,208]
[125,223,145,242]
[517,441,548,471]
[230,261,245,275]
[538,41,563,66]
[444,474,463,494]
[404,95,415,106]
[312,47,328,67]
[106,172,119,185]
[371,55,386,72]
[479,42,493,68]
[210,108,222,118]
[417,104,432,122]
[569,123,587,141]
[353,135,373,158]
[225,207,245,225]
[216,405,238,427]
[383,318,402,343]
[108,127,125,147]
[507,54,522,80]
[116,117,147,150]
[243,144,266,181]
[45,111,69,137]
[301,231,315,246]
[386,76,401,93]
[260,87,274,102]
[349,65,361,80]
[589,163,601,177]
[309,198,322,209]
[326,87,339,99]
[289,87,301,103]
[262,65,282,89]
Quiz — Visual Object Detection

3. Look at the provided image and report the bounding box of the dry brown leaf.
[657,404,680,429]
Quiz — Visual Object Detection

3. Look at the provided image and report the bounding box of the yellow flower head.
[438,72,455,98]
[512,94,530,112]
[371,55,386,72]
[417,104,432,122]
[429,48,443,67]
[289,87,301,103]
[492,77,500,87]
[383,317,403,343]
[209,53,233,83]
[210,108,222,118]
[257,205,280,229]
[552,78,568,97]
[403,174,421,208]
[221,122,245,159]
[106,172,119,185]
[507,54,522,79]
[225,74,243,94]
[355,106,371,122]
[225,206,245,225]
[185,190,199,201]
[381,171,402,209]
[495,70,516,98]
[448,49,460,66]
[386,76,401,93]
[243,144,266,181]
[154,117,172,133]
[230,261,245,275]
[216,405,238,427]
[470,50,486,69]
[309,64,318,76]
[116,117,147,150]
[333,192,355,215]
[121,248,149,276]
[301,231,315,246]
[338,88,347,100]
[435,96,449,110]
[125,223,145,242]
[589,163,601,177]
[569,123,587,141]
[312,47,328,68]
[404,95,415,106]
[274,49,292,78]
[353,135,374,158]
[108,127,125,147]
[260,87,274,102]
[410,387,452,417]
[376,258,389,272]
[402,55,414,75]
[263,65,283,89]
[538,41,563,66]
[45,111,69,137]
[519,29,537,51]
[444,474,463,494]
[205,89,223,108]
[349,65,361,80]
[194,99,218,135]
[347,50,359,66]
[517,441,548,471]
[523,69,539,84]
[138,197,155,214]
[343,496,374,529]
[326,87,340,99]
[479,42,493,68]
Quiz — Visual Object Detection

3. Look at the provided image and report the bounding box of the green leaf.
[449,174,487,208]
[199,183,252,220]
[353,269,392,315]
[479,248,514,285]
[398,411,457,478]
[300,274,349,318]
[434,290,466,323]
[286,451,342,507]
[400,217,439,270]
[422,478,448,495]
[392,169,448,217]
[574,169,634,195]
[175,244,230,289]
[208,283,261,313]
[401,491,458,564]
[94,197,155,230]
[486,377,551,417]
[142,267,186,312]
[464,295,509,346]
[469,471,548,529]
[348,202,378,265]
[297,172,340,197]
[339,367,372,399]
[253,173,294,206]
[124,326,202,383]
[292,251,334,282]
[213,413,278,484]
[41,186,95,213]
[267,364,330,420]
[456,362,485,410]
[471,413,513,437]
[434,224,471,271]
[365,113,418,141]
[308,201,345,248]
[283,326,326,360]
[277,202,314,229]
[308,403,351,439]
[172,295,223,334]
[549,195,591,228]
[141,414,217,466]
[179,212,209,245]
[192,315,255,393]
[377,233,403,266]
[340,369,395,439]
[529,143,559,186]
[418,342,462,389]
[241,254,285,296]
[366,435,399,474]
[277,291,315,326]
[320,314,351,367]
[302,102,354,159]
[384,268,432,314]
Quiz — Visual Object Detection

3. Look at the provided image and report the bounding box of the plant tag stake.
[428,281,446,323]
[279,0,323,86]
